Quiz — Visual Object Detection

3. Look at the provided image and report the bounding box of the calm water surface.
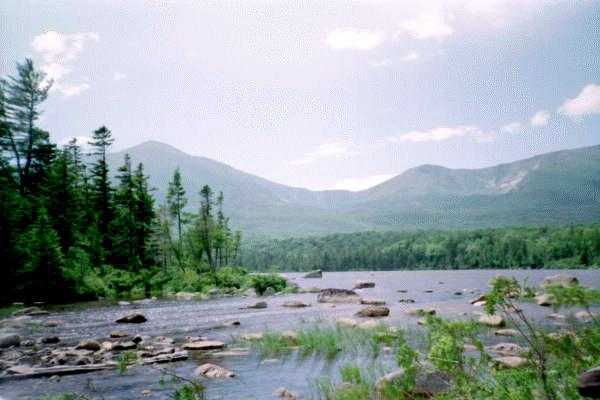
[1,270,598,399]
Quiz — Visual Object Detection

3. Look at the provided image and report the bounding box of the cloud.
[369,58,391,68]
[31,31,99,97]
[114,72,126,81]
[292,140,359,165]
[558,84,600,119]
[326,29,385,50]
[399,11,454,41]
[388,125,494,143]
[530,110,550,127]
[401,51,420,62]
[330,174,395,191]
[59,135,93,152]
[501,122,522,134]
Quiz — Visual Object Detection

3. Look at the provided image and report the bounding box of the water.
[1,269,598,399]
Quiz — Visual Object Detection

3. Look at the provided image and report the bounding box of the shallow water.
[1,269,598,399]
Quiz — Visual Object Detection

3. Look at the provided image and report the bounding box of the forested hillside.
[241,225,600,271]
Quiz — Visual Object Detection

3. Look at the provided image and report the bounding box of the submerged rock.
[535,293,555,307]
[274,387,298,399]
[240,333,264,341]
[398,298,415,303]
[317,288,361,304]
[183,340,225,350]
[541,274,579,288]
[110,331,130,338]
[356,306,390,318]
[242,301,268,309]
[303,270,322,279]
[578,366,600,398]
[41,336,60,344]
[488,342,525,357]
[495,329,519,337]
[194,363,235,378]
[353,281,375,290]
[115,313,147,324]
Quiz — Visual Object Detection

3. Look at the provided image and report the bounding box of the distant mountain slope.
[107,141,600,236]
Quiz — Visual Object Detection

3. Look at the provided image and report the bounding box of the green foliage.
[250,273,287,295]
[117,351,138,374]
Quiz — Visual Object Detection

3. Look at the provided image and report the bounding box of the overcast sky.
[2,0,600,191]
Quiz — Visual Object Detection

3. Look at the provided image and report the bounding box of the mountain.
[107,141,600,237]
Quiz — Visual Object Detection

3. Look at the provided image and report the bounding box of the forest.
[241,224,600,271]
[0,59,248,305]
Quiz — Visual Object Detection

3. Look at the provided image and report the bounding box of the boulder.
[494,356,528,369]
[243,301,267,309]
[76,340,101,352]
[317,288,361,304]
[356,306,390,318]
[375,369,451,398]
[495,329,519,337]
[274,387,298,399]
[41,336,60,344]
[470,295,487,305]
[478,314,505,327]
[0,334,20,348]
[115,313,147,324]
[194,363,235,378]
[488,342,525,356]
[353,281,375,290]
[336,318,358,328]
[535,294,554,307]
[360,298,386,305]
[303,270,323,279]
[113,341,137,351]
[175,292,196,301]
[578,366,600,398]
[282,301,310,308]
[541,274,579,288]
[406,308,436,317]
[398,298,415,303]
[110,331,129,338]
[183,340,225,350]
[240,333,263,341]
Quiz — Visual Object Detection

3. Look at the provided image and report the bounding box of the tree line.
[0,59,241,304]
[241,225,600,271]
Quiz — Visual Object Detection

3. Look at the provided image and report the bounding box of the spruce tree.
[167,168,187,266]
[133,162,155,268]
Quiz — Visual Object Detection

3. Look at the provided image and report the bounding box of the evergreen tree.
[133,162,156,267]
[112,154,138,269]
[198,185,215,270]
[167,168,187,266]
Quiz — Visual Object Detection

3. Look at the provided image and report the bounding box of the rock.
[175,292,196,301]
[303,270,322,278]
[240,333,263,341]
[274,387,298,399]
[212,348,250,357]
[406,308,436,317]
[472,301,486,307]
[375,369,451,397]
[417,318,427,326]
[115,313,147,324]
[495,329,519,337]
[76,340,101,352]
[0,334,20,348]
[578,366,600,398]
[478,314,505,327]
[118,301,130,306]
[41,336,60,344]
[281,330,299,343]
[397,289,408,293]
[336,318,358,328]
[494,356,528,368]
[243,301,267,309]
[488,342,525,356]
[547,313,566,321]
[183,340,225,350]
[194,363,235,378]
[575,310,595,322]
[463,344,478,352]
[424,289,434,293]
[110,331,129,338]
[302,287,321,293]
[541,274,579,288]
[317,288,361,304]
[113,341,137,351]
[398,298,415,303]
[142,389,152,396]
[132,335,144,344]
[21,339,35,347]
[42,320,61,327]
[353,281,375,289]
[12,306,49,316]
[282,301,310,308]
[355,306,390,318]
[454,291,463,295]
[263,287,276,296]
[101,341,113,351]
[470,295,487,305]
[360,298,386,305]
[535,294,554,307]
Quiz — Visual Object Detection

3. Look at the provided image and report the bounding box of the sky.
[1,0,600,191]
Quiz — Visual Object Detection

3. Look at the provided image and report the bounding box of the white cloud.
[399,11,454,41]
[114,72,126,81]
[530,110,550,127]
[292,140,359,165]
[369,58,391,68]
[330,174,395,191]
[388,125,494,143]
[501,122,522,134]
[326,29,385,50]
[59,135,93,152]
[558,84,600,119]
[401,51,420,62]
[31,31,99,97]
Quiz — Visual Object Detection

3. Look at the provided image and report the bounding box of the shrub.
[250,273,287,295]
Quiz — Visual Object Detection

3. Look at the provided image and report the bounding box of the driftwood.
[0,351,189,381]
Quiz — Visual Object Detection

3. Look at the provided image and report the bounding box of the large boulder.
[478,314,505,327]
[318,288,361,304]
[195,363,235,378]
[355,306,390,318]
[353,281,375,290]
[541,274,579,288]
[578,366,600,398]
[0,334,20,348]
[115,313,147,324]
[303,270,322,279]
[375,369,451,398]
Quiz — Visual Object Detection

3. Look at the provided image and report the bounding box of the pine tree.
[133,162,155,267]
[199,185,215,270]
[112,154,137,269]
[167,168,187,266]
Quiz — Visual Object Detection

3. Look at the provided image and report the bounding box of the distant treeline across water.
[241,224,600,271]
